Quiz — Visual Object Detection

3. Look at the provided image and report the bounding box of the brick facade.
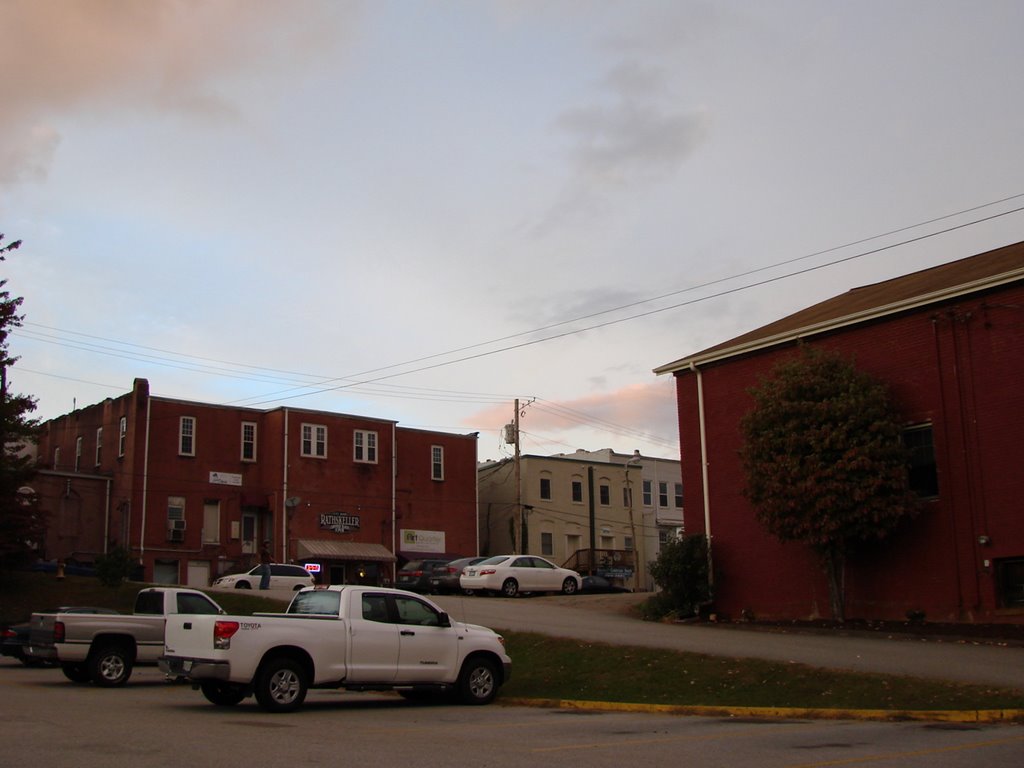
[661,242,1024,624]
[31,379,479,587]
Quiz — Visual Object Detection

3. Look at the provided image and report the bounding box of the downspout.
[689,361,713,587]
[391,422,397,583]
[281,408,289,564]
[474,433,481,558]
[103,478,111,554]
[140,395,152,566]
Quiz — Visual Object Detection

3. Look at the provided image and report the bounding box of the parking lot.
[3,659,1023,767]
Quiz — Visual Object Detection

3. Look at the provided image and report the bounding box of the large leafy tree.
[739,345,917,621]
[0,233,43,572]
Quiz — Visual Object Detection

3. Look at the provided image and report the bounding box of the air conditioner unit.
[167,528,185,543]
[170,519,187,531]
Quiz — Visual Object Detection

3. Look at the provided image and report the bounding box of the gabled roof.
[655,239,1024,374]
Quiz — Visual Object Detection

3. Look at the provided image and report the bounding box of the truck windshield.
[288,590,340,616]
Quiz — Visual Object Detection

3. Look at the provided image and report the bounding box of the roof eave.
[654,266,1024,376]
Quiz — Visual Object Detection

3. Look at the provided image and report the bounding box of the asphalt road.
[3,661,1023,768]
[432,592,1024,691]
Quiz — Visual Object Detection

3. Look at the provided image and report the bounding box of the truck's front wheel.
[89,644,133,687]
[254,657,307,713]
[457,656,499,705]
[201,681,247,707]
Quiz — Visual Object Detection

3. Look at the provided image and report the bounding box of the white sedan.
[460,555,581,597]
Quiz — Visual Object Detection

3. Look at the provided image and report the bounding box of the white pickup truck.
[29,587,224,686]
[159,585,512,712]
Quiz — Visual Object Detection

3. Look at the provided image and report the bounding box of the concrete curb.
[502,697,1024,724]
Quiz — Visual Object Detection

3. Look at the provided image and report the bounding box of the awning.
[296,540,396,562]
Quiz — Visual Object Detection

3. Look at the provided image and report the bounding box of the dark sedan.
[394,559,453,593]
[430,556,486,594]
[580,575,631,594]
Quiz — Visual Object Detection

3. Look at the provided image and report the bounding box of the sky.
[2,0,1023,463]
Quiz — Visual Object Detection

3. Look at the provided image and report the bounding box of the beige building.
[477,449,683,591]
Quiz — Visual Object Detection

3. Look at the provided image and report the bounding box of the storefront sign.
[320,512,361,533]
[209,471,243,486]
[401,529,445,553]
[304,563,321,573]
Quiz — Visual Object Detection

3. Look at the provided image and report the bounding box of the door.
[393,594,459,682]
[346,592,400,683]
[186,560,210,587]
[241,513,256,555]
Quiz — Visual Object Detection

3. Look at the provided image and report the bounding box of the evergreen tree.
[739,345,917,621]
[0,233,43,572]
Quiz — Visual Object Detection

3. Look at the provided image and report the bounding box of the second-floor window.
[118,416,127,457]
[675,483,684,508]
[75,436,82,471]
[642,479,653,506]
[54,446,61,469]
[599,482,610,506]
[302,423,327,458]
[179,416,196,456]
[571,479,583,503]
[95,427,103,466]
[539,477,552,500]
[659,481,669,508]
[354,430,377,463]
[431,445,444,480]
[241,421,257,462]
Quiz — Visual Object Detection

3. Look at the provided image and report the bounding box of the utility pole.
[514,399,523,554]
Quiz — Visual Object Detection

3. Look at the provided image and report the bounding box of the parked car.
[395,559,453,593]
[430,556,486,594]
[2,607,118,666]
[460,555,581,597]
[580,575,631,594]
[211,563,315,591]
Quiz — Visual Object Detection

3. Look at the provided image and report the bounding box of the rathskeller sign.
[319,512,361,533]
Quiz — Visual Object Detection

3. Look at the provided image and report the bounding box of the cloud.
[0,0,355,185]
[464,378,678,454]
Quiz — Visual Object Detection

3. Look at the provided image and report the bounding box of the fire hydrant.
[56,559,65,580]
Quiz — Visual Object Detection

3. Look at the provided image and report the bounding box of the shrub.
[646,533,711,619]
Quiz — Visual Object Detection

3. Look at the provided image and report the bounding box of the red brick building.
[656,241,1024,624]
[32,379,479,587]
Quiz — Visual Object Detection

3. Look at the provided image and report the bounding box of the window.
[75,437,82,471]
[176,593,220,615]
[642,479,653,506]
[903,424,939,498]
[571,479,583,503]
[599,483,610,506]
[202,501,220,544]
[394,595,443,626]
[179,416,196,457]
[674,483,684,508]
[362,594,390,623]
[431,445,444,481]
[539,477,552,500]
[996,558,1024,608]
[167,496,185,522]
[625,536,634,551]
[118,416,127,457]
[54,447,61,470]
[541,532,553,556]
[354,430,377,463]
[301,423,327,458]
[659,481,669,508]
[241,421,257,462]
[95,427,103,466]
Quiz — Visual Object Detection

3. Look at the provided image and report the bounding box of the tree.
[739,345,917,622]
[0,233,43,572]
[646,533,711,619]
